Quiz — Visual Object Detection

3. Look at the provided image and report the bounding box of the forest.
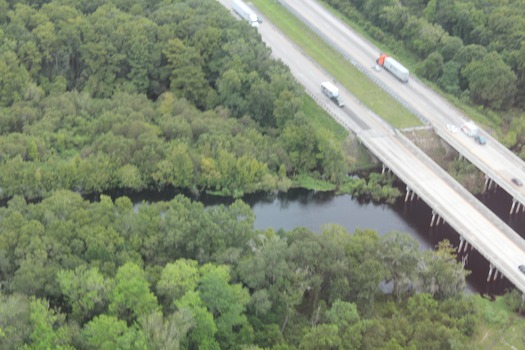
[0,191,488,349]
[0,0,524,348]
[0,0,384,200]
[322,0,525,157]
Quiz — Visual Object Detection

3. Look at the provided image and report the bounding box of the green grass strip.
[252,0,421,129]
[301,94,348,142]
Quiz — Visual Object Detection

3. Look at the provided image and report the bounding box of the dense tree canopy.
[0,0,375,201]
[0,191,482,348]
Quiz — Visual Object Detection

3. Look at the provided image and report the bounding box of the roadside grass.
[301,94,348,143]
[470,294,525,349]
[251,0,420,129]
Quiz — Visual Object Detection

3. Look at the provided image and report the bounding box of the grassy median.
[251,0,421,129]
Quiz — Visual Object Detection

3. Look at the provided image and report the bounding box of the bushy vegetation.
[0,0,370,200]
[0,191,479,349]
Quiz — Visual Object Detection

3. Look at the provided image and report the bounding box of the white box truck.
[232,0,261,28]
[377,54,409,83]
[321,82,344,108]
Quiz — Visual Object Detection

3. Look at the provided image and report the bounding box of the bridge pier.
[493,270,499,281]
[458,237,465,252]
[430,210,444,227]
[430,210,441,227]
[484,175,491,192]
[510,198,523,215]
[463,241,469,253]
[405,186,412,202]
[382,164,386,174]
[487,264,494,282]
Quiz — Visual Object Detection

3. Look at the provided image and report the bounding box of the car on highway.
[446,124,458,133]
[512,178,523,187]
[474,134,486,145]
[519,265,525,274]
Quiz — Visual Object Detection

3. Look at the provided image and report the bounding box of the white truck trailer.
[377,54,409,83]
[232,0,261,28]
[321,82,344,108]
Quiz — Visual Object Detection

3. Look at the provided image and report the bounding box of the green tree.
[164,38,210,109]
[109,262,160,321]
[140,310,194,350]
[325,300,367,350]
[24,298,73,350]
[0,293,31,350]
[157,259,200,308]
[0,51,30,107]
[176,291,220,350]
[199,264,252,348]
[417,240,468,299]
[437,61,461,95]
[463,52,517,109]
[299,324,341,350]
[416,52,444,81]
[379,232,420,301]
[57,265,111,323]
[81,314,149,350]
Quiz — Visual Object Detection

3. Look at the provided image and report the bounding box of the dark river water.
[128,183,525,296]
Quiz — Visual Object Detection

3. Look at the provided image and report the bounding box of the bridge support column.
[458,237,464,252]
[430,210,440,227]
[510,199,517,214]
[382,164,386,174]
[411,190,416,201]
[463,241,469,253]
[484,175,491,192]
[405,186,411,202]
[493,270,499,281]
[487,264,494,282]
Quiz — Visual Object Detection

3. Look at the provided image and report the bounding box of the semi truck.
[321,82,344,108]
[232,0,261,28]
[377,54,409,83]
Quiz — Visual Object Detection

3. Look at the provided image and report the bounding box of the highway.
[278,0,525,213]
[218,0,525,293]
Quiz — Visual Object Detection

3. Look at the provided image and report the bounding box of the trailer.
[321,82,344,107]
[232,0,261,28]
[377,54,409,83]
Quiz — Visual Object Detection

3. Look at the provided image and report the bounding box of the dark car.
[519,265,525,274]
[512,178,523,187]
[474,134,486,145]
